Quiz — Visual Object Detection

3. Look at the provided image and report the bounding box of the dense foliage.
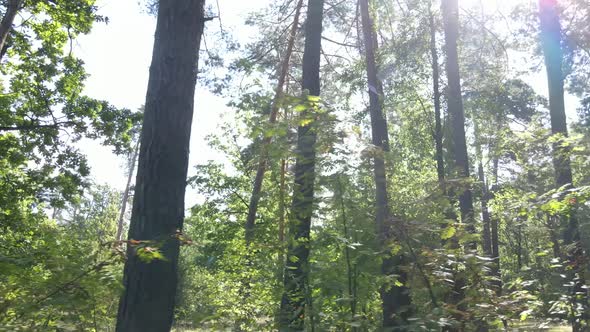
[1,0,589,331]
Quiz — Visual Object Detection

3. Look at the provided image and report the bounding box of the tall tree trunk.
[0,0,21,62]
[429,2,445,187]
[245,0,304,245]
[115,1,205,331]
[116,139,140,241]
[360,0,412,327]
[441,0,475,244]
[279,0,324,329]
[441,1,475,328]
[538,0,588,329]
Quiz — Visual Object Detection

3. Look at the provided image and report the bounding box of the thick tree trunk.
[441,0,475,245]
[116,139,140,241]
[0,0,21,62]
[279,0,324,329]
[539,0,588,329]
[244,0,304,245]
[360,0,412,327]
[115,1,205,331]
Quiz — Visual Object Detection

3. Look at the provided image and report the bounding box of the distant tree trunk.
[244,0,304,245]
[0,0,21,62]
[336,177,357,325]
[278,0,324,329]
[478,162,492,257]
[490,158,501,294]
[116,139,140,241]
[538,0,588,329]
[115,1,205,331]
[360,0,412,327]
[429,2,445,187]
[441,0,475,245]
[441,0,475,328]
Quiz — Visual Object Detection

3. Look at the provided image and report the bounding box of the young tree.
[115,1,206,330]
[279,0,324,329]
[359,0,412,327]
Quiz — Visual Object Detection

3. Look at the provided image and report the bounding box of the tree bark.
[0,0,21,62]
[441,0,475,246]
[116,138,140,241]
[360,0,412,327]
[244,0,304,245]
[279,0,324,329]
[115,1,205,331]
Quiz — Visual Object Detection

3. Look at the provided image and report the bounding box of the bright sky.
[76,0,266,201]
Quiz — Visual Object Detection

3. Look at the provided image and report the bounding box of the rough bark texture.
[441,0,475,244]
[279,0,323,329]
[360,0,412,328]
[0,0,21,62]
[245,0,304,245]
[115,1,205,331]
[538,0,588,329]
[116,139,140,241]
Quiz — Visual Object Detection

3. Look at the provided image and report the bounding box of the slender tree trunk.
[478,162,492,257]
[116,139,140,241]
[360,0,412,327]
[0,0,21,62]
[429,2,445,187]
[539,0,588,329]
[336,177,357,324]
[490,158,502,294]
[441,0,475,245]
[245,0,304,245]
[115,1,205,331]
[279,0,324,329]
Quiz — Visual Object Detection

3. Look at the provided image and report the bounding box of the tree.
[115,0,206,330]
[538,0,589,329]
[359,0,412,327]
[441,0,475,243]
[279,0,324,329]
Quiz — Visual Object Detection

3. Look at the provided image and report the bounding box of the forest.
[0,0,589,330]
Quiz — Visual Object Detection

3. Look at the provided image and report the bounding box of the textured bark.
[245,0,304,245]
[441,0,475,245]
[279,0,323,329]
[0,0,21,62]
[115,1,205,331]
[116,139,140,241]
[360,0,412,327]
[539,0,588,329]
